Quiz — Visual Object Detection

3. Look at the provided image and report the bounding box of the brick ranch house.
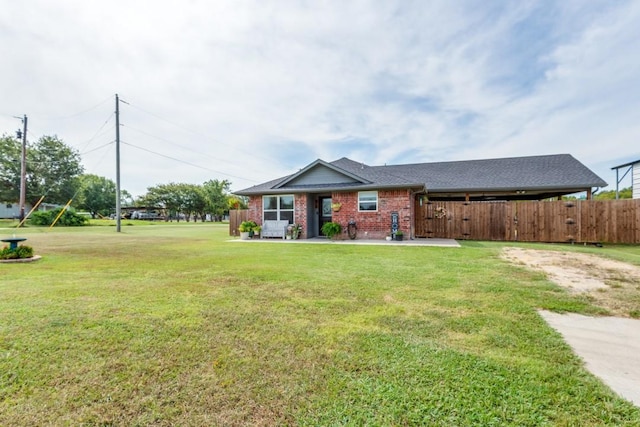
[235,154,607,240]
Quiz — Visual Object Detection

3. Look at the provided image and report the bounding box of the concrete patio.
[229,237,461,247]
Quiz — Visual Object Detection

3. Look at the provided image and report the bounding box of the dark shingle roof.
[378,154,607,192]
[235,154,606,196]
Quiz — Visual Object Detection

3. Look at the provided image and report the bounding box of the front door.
[319,197,332,236]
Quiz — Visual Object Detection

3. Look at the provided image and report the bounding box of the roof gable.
[274,159,369,189]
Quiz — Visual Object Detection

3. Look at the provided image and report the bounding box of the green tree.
[120,189,135,207]
[143,182,231,222]
[175,183,206,222]
[202,179,231,221]
[0,134,84,206]
[594,187,632,200]
[227,195,248,211]
[27,136,84,205]
[76,174,116,218]
[0,135,23,202]
[143,183,205,221]
[142,184,180,220]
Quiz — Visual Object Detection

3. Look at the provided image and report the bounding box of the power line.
[121,140,258,183]
[80,141,114,156]
[121,123,272,175]
[122,100,262,160]
[75,112,115,153]
[34,96,113,120]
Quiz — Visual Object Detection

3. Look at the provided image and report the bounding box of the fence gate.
[415,200,512,241]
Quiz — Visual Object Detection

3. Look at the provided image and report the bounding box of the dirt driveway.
[501,247,640,406]
[502,247,640,318]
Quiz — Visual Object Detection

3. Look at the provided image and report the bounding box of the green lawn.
[1,224,639,425]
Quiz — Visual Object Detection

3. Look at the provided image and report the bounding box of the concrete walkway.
[229,237,461,247]
[539,310,640,406]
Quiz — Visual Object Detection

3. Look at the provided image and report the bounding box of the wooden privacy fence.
[228,209,248,236]
[415,199,640,244]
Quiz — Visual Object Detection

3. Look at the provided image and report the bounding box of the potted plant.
[290,223,302,240]
[331,202,342,212]
[321,221,342,240]
[252,224,262,238]
[394,230,404,241]
[238,220,257,240]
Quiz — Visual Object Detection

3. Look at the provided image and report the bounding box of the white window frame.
[358,191,378,212]
[263,194,294,222]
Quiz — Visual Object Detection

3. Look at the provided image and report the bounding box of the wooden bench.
[261,220,289,239]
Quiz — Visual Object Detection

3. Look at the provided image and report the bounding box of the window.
[358,191,378,211]
[263,195,294,223]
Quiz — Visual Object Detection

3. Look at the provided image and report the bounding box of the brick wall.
[332,189,412,239]
[249,190,413,240]
[247,196,261,222]
[293,193,308,239]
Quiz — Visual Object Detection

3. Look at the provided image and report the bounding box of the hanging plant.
[331,202,342,212]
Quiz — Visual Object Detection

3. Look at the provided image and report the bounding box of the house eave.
[428,184,605,194]
[235,183,425,196]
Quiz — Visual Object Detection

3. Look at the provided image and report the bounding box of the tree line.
[0,134,246,220]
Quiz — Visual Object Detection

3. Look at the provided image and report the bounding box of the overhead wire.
[74,112,115,153]
[122,100,269,163]
[6,95,270,199]
[121,123,269,174]
[121,140,257,182]
[80,141,114,156]
[33,96,114,121]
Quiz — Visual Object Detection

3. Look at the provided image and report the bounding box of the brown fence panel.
[465,201,513,241]
[415,198,639,243]
[515,201,579,243]
[578,200,640,243]
[228,209,248,236]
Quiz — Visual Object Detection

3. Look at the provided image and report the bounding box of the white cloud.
[1,0,638,197]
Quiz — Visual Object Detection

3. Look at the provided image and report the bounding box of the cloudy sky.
[1,0,639,197]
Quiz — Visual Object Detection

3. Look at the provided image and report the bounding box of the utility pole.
[115,94,121,232]
[18,115,27,221]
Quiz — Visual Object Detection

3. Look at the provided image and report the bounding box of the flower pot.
[395,234,404,241]
[240,232,251,240]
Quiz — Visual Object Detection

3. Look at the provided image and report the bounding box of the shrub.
[29,209,89,226]
[321,221,342,239]
[238,220,258,232]
[0,245,34,260]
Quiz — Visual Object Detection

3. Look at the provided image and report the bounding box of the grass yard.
[1,223,639,425]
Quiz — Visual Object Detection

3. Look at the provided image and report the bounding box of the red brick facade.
[248,190,413,240]
[332,189,412,239]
